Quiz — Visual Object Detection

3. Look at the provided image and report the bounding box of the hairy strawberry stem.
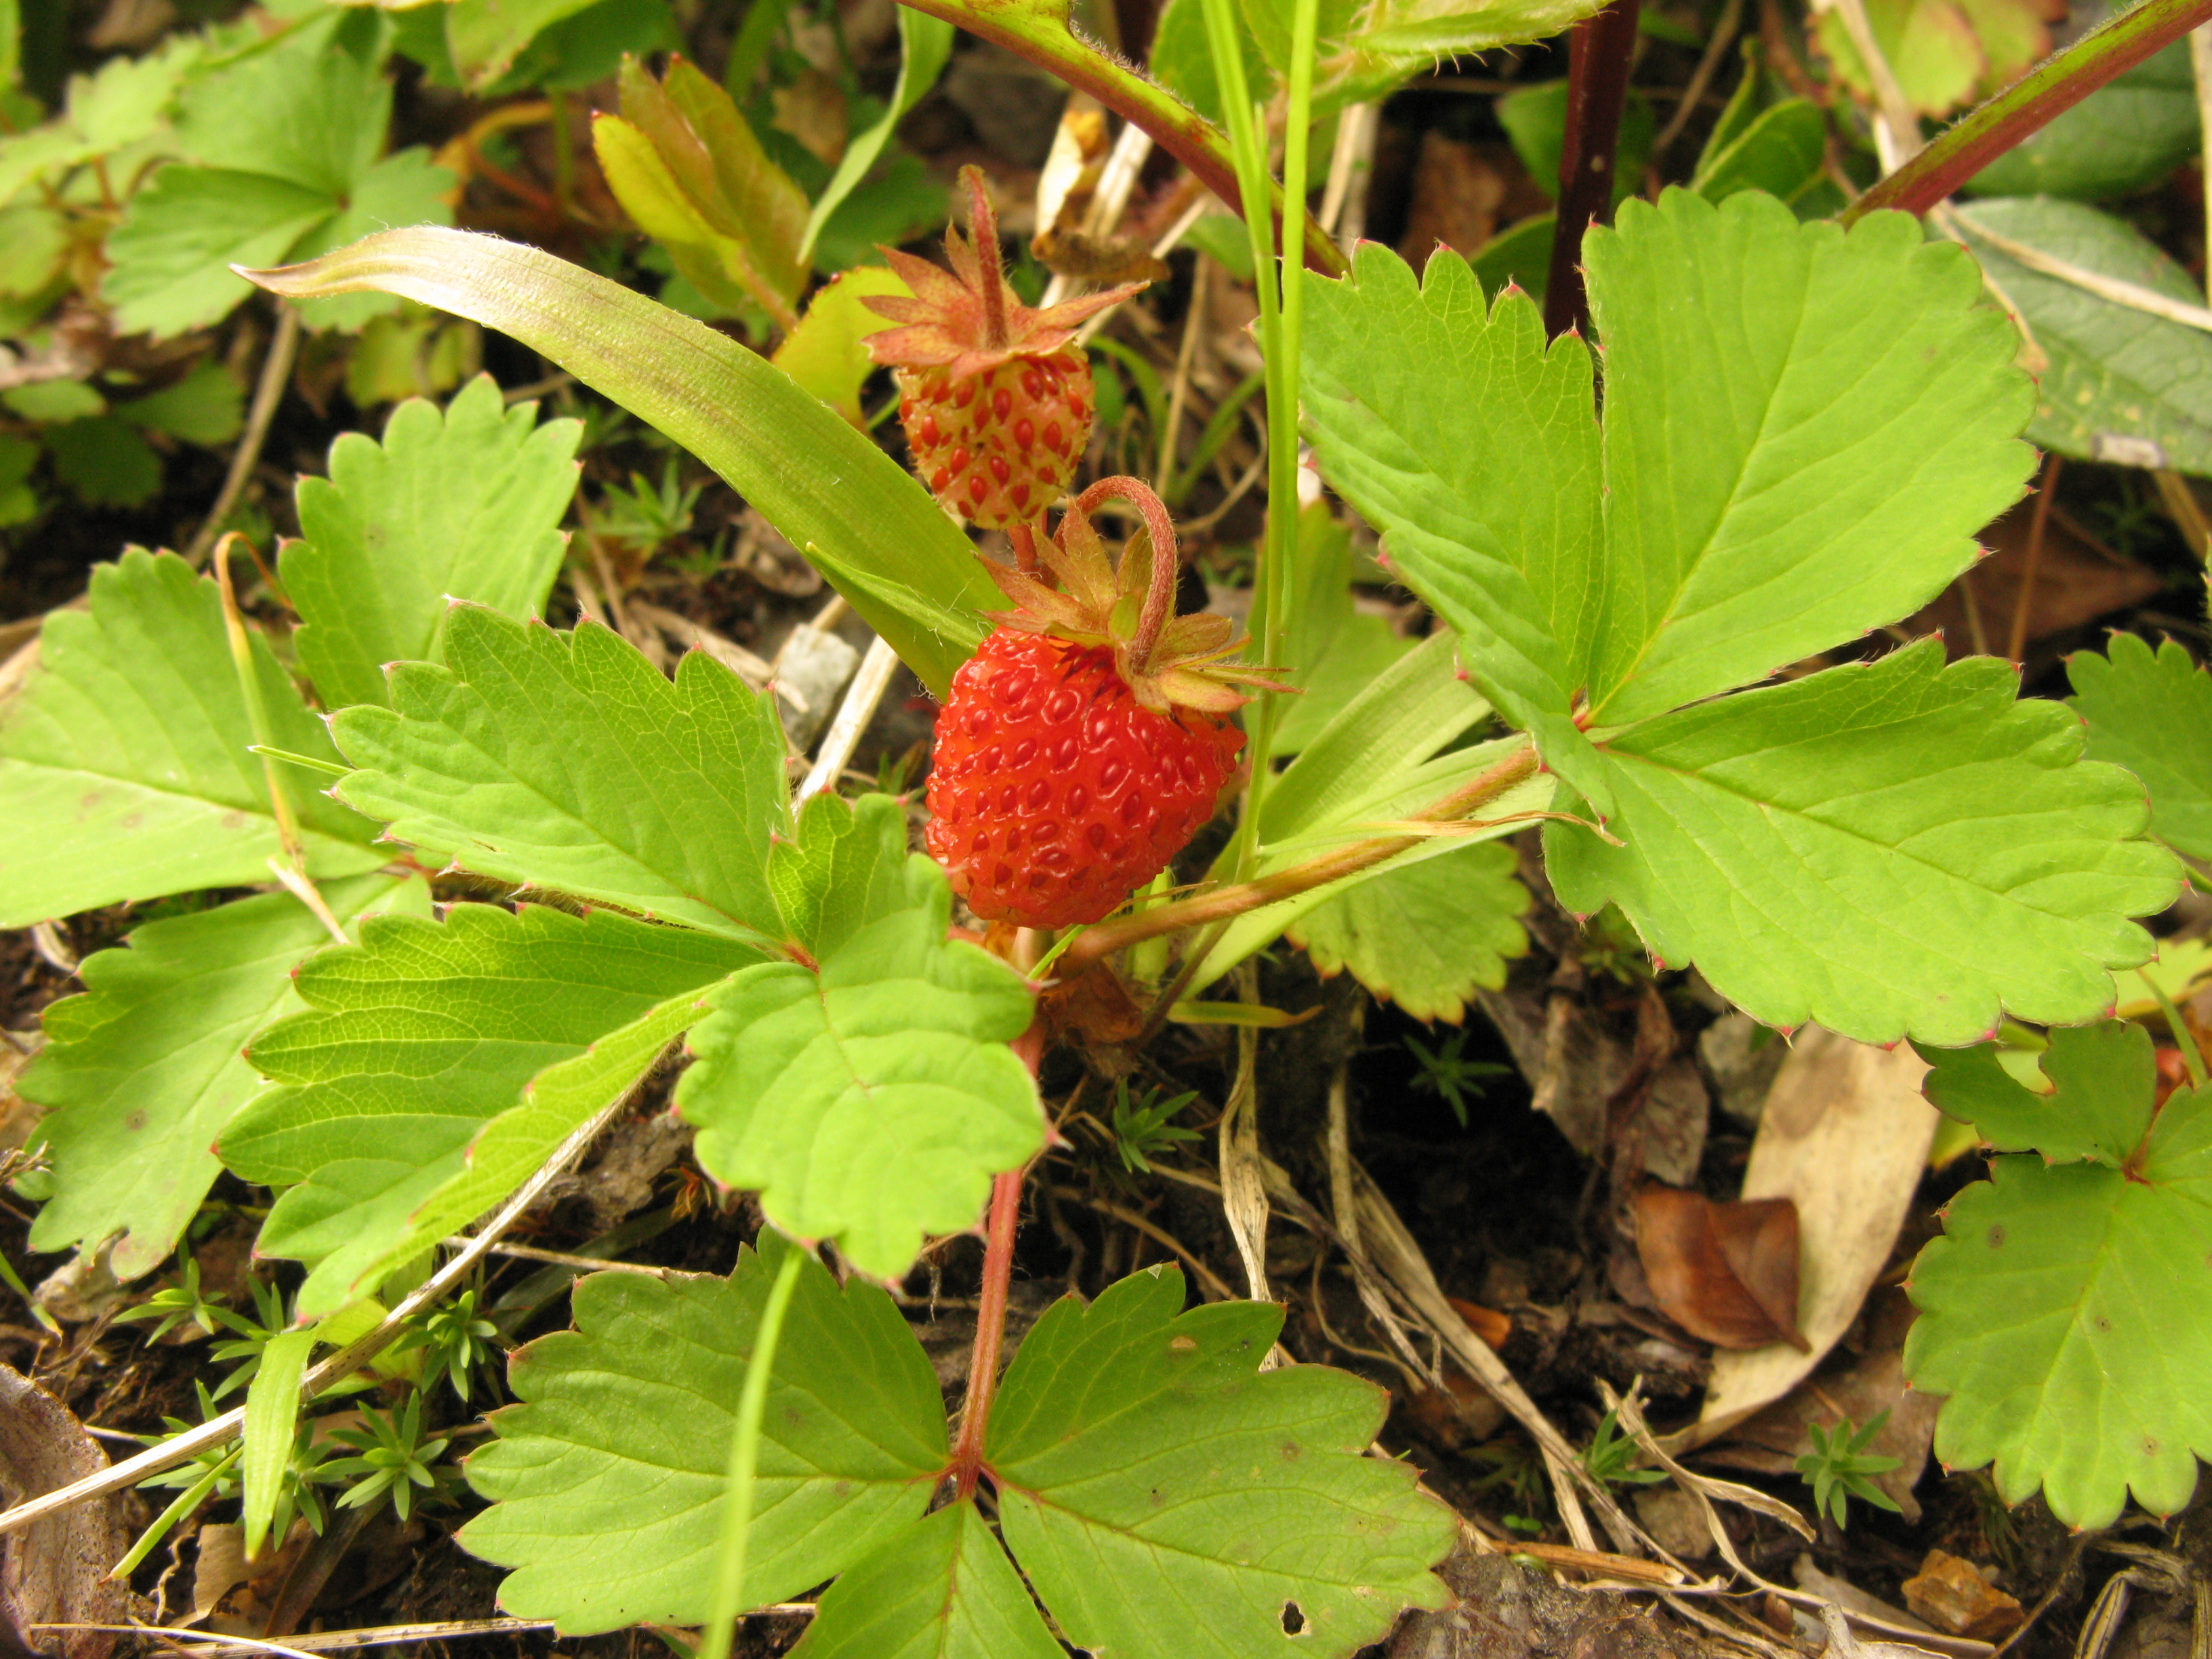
[961,166,1010,352]
[950,1164,1026,1498]
[1062,737,1541,972]
[1073,475,1183,673]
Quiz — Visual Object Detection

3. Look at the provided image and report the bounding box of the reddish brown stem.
[2007,452,2060,665]
[1009,520,1044,575]
[1074,476,1182,673]
[949,1165,1025,1498]
[961,166,1010,351]
[1061,738,1541,973]
[1544,0,1643,340]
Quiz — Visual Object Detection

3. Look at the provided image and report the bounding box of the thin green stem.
[212,535,306,873]
[698,1241,807,1659]
[2141,969,2211,1092]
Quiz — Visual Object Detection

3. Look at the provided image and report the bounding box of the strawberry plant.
[8,0,2212,1645]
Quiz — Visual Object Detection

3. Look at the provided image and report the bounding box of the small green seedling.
[1797,1412,1904,1528]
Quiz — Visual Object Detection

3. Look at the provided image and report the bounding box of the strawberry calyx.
[863,167,1145,380]
[983,476,1287,716]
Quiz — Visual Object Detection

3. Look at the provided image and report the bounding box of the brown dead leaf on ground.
[1633,1185,1809,1352]
[0,1364,127,1659]
[1397,136,1549,262]
[1904,1551,2025,1642]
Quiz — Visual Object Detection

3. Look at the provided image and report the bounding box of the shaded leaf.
[445,0,601,87]
[1692,100,1828,208]
[462,1240,946,1630]
[226,902,761,1315]
[0,550,382,927]
[791,1502,1063,1659]
[800,7,952,264]
[1919,1018,2156,1166]
[767,792,935,962]
[772,266,912,425]
[1633,1185,1808,1351]
[2067,632,2212,861]
[1544,642,2178,1046]
[676,861,1039,1279]
[1272,503,1412,756]
[331,606,791,943]
[987,1266,1453,1658]
[1966,41,2196,200]
[1289,839,1528,1023]
[283,375,581,711]
[1905,1022,2212,1526]
[20,874,424,1280]
[1950,197,2212,476]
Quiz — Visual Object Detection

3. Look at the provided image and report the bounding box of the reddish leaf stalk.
[949,1021,1046,1500]
[1073,475,1182,672]
[1060,737,1541,973]
[1845,0,2212,220]
[1544,0,1644,340]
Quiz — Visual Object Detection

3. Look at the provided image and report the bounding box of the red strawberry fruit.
[865,167,1146,530]
[926,478,1279,929]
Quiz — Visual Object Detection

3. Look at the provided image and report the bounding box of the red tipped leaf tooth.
[863,166,1148,530]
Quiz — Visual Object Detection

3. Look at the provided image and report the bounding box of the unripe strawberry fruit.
[865,167,1145,530]
[926,631,1244,928]
[924,478,1282,930]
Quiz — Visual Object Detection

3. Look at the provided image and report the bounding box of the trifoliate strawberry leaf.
[790,1501,1063,1659]
[283,375,581,712]
[19,874,424,1281]
[1582,190,2030,724]
[2068,632,2212,862]
[461,1237,947,1631]
[986,1267,1453,1658]
[1904,1021,2212,1527]
[1542,642,2179,1046]
[1917,1018,2154,1160]
[0,550,382,926]
[331,607,792,943]
[1288,839,1528,1023]
[227,902,761,1315]
[102,18,452,338]
[676,860,1039,1279]
[1300,241,1607,804]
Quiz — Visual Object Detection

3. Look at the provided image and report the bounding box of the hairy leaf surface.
[21,874,423,1279]
[987,1267,1452,1658]
[678,862,1038,1279]
[1584,191,2030,722]
[462,1241,946,1631]
[1544,643,2177,1045]
[228,903,759,1313]
[792,1502,1063,1659]
[2068,632,2212,861]
[333,607,790,941]
[284,375,581,710]
[1906,1023,2212,1527]
[0,550,382,925]
[1289,840,1528,1023]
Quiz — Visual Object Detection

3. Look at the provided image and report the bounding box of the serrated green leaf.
[241,226,995,696]
[1905,1022,2212,1526]
[1300,242,1607,804]
[0,550,383,926]
[1584,191,2031,724]
[1949,197,2212,475]
[331,607,792,942]
[1544,642,2179,1045]
[104,30,454,339]
[678,865,1039,1279]
[1289,839,1528,1022]
[1919,1019,2154,1162]
[2068,632,2212,861]
[791,1502,1063,1659]
[1692,99,1827,207]
[119,362,245,445]
[987,1266,1452,1658]
[1966,42,2196,201]
[283,375,581,712]
[1273,503,1413,756]
[769,792,935,962]
[462,1242,947,1631]
[20,874,422,1280]
[226,901,761,1314]
[0,37,199,204]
